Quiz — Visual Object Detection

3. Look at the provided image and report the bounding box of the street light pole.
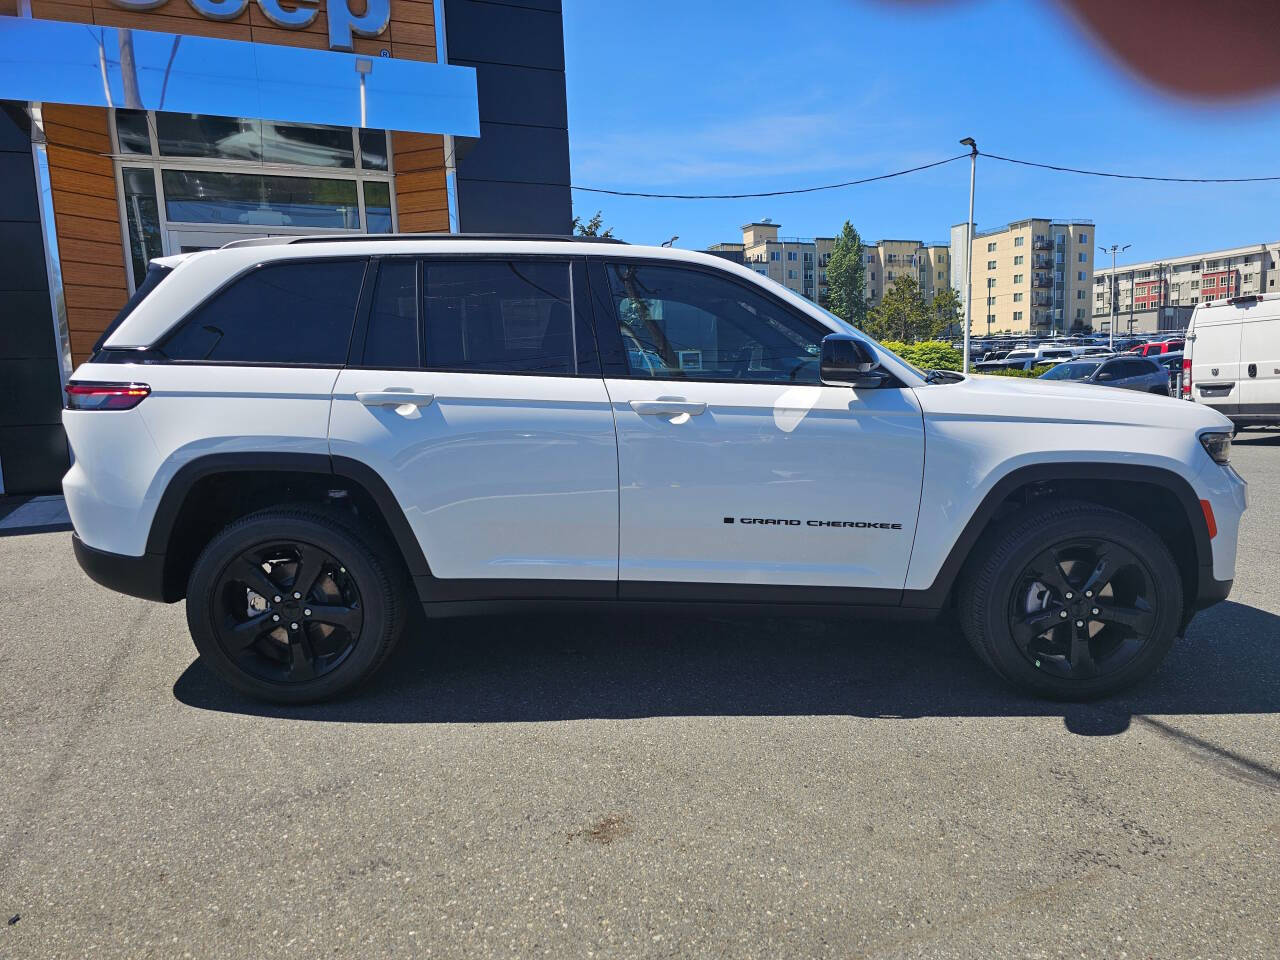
[960,138,977,373]
[1099,242,1130,350]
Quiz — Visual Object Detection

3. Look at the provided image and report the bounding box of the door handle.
[1248,363,1257,378]
[629,399,707,417]
[356,390,435,407]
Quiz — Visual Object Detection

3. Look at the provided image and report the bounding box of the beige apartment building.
[1092,241,1280,335]
[708,220,949,309]
[949,218,1095,337]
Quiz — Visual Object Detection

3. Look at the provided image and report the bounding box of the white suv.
[63,236,1246,703]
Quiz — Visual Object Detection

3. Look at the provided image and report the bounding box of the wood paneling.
[42,105,128,366]
[35,1,448,362]
[392,131,448,232]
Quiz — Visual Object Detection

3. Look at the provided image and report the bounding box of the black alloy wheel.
[186,508,405,703]
[212,540,364,684]
[958,500,1183,700]
[1008,538,1157,681]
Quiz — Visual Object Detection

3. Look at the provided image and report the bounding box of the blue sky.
[562,0,1280,267]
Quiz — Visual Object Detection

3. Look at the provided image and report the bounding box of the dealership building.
[0,0,571,493]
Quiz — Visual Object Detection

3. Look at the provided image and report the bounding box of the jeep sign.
[107,0,392,52]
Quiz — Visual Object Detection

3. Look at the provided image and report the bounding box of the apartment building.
[708,220,949,308]
[1092,241,1280,335]
[949,218,1095,337]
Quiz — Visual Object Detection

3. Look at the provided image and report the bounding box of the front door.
[328,257,619,596]
[590,261,925,598]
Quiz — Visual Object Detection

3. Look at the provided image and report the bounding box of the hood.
[914,372,1233,433]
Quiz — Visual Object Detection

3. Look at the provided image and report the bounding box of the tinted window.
[604,263,822,382]
[363,260,418,367]
[1040,361,1099,381]
[1106,359,1149,379]
[423,260,575,374]
[163,260,366,365]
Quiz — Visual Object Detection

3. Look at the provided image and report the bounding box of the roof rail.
[292,232,626,245]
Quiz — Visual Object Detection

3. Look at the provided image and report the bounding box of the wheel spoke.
[291,544,326,601]
[1069,624,1098,678]
[229,557,282,601]
[1031,549,1074,597]
[307,603,363,635]
[288,637,316,680]
[1011,607,1063,647]
[225,611,275,651]
[1094,600,1155,635]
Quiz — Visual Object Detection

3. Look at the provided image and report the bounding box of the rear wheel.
[186,508,405,703]
[959,501,1183,700]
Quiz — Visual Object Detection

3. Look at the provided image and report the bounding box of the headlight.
[1199,431,1232,465]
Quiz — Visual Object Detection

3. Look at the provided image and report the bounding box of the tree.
[824,221,866,327]
[571,210,613,238]
[929,285,963,340]
[865,275,930,342]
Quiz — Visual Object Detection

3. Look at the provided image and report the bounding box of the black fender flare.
[902,461,1214,610]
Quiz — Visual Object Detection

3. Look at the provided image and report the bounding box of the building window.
[870,271,876,281]
[787,251,797,261]
[1079,233,1089,243]
[1077,252,1087,263]
[1077,271,1086,281]
[1076,290,1085,299]
[1014,255,1024,265]
[1191,280,1199,289]
[1014,236,1024,247]
[1013,311,1023,322]
[1013,292,1023,302]
[887,272,894,281]
[987,278,996,287]
[1013,273,1023,284]
[987,259,996,269]
[770,251,780,261]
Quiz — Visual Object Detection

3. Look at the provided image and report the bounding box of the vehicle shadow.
[173,599,1280,737]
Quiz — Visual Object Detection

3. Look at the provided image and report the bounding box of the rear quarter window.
[161,259,368,365]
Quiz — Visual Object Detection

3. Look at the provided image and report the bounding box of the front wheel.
[959,501,1183,700]
[186,507,406,703]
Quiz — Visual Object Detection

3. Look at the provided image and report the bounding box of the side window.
[604,263,822,383]
[423,260,575,374]
[362,259,418,367]
[163,259,366,364]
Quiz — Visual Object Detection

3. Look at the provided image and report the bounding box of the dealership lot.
[0,435,1276,959]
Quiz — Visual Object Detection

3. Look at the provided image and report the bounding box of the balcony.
[1033,293,1051,307]
[1032,275,1052,288]
[1032,256,1052,270]
[1033,238,1051,251]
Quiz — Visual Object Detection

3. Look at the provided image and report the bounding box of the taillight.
[1181,358,1191,397]
[65,381,150,411]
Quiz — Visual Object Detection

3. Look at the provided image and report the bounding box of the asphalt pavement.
[1,435,1277,959]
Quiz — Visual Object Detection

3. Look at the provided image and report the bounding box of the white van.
[1183,293,1280,427]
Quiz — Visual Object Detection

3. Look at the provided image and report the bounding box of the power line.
[983,152,1280,183]
[570,154,969,199]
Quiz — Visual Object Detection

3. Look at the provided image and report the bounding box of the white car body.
[1184,293,1280,428]
[64,238,1244,625]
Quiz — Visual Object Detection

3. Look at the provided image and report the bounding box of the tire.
[186,507,406,703]
[958,500,1183,700]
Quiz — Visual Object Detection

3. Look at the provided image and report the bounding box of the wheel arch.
[905,462,1212,619]
[147,452,431,602]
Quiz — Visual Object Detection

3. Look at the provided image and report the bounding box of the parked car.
[1128,339,1184,357]
[64,235,1243,704]
[1038,355,1173,394]
[1184,293,1280,427]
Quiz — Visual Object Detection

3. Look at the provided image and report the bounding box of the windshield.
[1040,361,1100,381]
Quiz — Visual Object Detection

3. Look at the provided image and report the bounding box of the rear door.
[1188,309,1242,415]
[590,259,924,597]
[328,257,619,594]
[1238,307,1280,420]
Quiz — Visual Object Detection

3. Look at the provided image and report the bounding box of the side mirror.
[820,333,889,389]
[1095,371,1114,381]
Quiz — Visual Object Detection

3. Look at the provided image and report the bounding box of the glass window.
[1042,361,1099,381]
[121,167,162,290]
[115,109,151,154]
[155,113,356,168]
[358,129,389,171]
[162,260,366,365]
[605,263,823,383]
[161,170,359,228]
[363,181,393,232]
[1014,236,1024,247]
[423,260,575,374]
[363,260,418,367]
